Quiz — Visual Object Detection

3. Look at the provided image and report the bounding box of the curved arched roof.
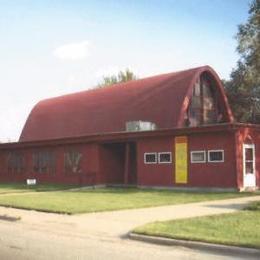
[19,66,233,142]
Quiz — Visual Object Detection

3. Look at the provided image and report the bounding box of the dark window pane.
[159,153,171,163]
[145,153,156,163]
[209,151,223,162]
[33,151,55,173]
[245,162,253,174]
[245,148,253,161]
[7,152,25,173]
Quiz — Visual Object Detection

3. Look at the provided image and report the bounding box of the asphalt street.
[0,196,259,260]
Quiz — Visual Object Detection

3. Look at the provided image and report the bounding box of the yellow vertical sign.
[175,136,188,184]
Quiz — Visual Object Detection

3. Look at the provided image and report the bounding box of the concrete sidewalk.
[0,195,259,260]
[0,195,259,238]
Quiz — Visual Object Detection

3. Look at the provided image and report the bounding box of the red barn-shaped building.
[0,66,259,191]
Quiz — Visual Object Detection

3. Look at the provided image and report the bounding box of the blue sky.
[0,0,250,141]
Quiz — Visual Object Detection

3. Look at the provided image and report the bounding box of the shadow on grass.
[0,183,79,193]
[204,203,249,210]
[72,187,256,197]
[244,201,260,211]
[204,199,260,211]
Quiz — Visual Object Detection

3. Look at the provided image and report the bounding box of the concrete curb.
[129,233,260,258]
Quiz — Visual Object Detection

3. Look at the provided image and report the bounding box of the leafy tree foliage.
[98,68,137,87]
[225,0,260,123]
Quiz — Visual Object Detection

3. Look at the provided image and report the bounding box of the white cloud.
[53,41,90,60]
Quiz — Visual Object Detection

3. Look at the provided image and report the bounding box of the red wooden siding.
[137,132,237,188]
[0,123,259,190]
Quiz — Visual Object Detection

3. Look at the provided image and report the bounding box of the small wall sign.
[27,179,37,185]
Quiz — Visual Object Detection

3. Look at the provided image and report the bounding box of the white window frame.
[208,150,224,163]
[190,151,206,163]
[158,152,172,164]
[144,152,157,164]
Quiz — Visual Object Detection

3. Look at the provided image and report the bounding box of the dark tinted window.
[7,152,25,173]
[209,151,224,162]
[144,153,157,163]
[33,151,55,173]
[159,153,171,163]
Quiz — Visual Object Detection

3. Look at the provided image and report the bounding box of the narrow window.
[64,150,82,174]
[202,80,217,124]
[33,151,55,173]
[190,151,206,163]
[144,153,157,164]
[208,150,224,163]
[158,152,172,164]
[7,152,25,173]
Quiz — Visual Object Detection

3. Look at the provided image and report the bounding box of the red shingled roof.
[19,66,233,142]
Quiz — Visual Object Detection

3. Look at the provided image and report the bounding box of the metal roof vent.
[126,121,157,132]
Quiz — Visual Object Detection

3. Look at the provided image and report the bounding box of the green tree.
[98,68,137,87]
[225,0,260,123]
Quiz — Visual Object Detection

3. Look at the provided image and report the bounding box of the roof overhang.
[1,123,259,150]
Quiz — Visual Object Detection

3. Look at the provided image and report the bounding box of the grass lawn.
[0,185,258,214]
[134,201,260,249]
[0,183,78,194]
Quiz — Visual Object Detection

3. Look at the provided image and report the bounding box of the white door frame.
[243,143,256,188]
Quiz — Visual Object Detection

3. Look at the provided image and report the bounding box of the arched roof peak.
[20,66,233,142]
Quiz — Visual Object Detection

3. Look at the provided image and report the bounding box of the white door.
[243,144,256,188]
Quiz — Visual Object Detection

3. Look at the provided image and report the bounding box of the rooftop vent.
[126,121,157,132]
